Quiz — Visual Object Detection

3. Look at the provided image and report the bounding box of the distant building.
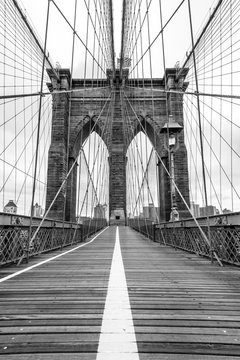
[33,203,43,217]
[155,207,160,221]
[128,212,134,219]
[199,205,217,217]
[94,204,106,218]
[143,206,150,219]
[76,216,91,224]
[149,203,155,221]
[190,201,200,217]
[143,203,158,222]
[3,200,17,214]
[223,208,232,214]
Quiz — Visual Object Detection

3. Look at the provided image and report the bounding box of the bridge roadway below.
[0,226,240,359]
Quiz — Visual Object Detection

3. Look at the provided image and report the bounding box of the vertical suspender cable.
[230,0,233,211]
[27,0,51,262]
[92,3,97,83]
[210,14,213,206]
[23,21,27,214]
[159,0,173,222]
[187,0,213,262]
[145,0,151,217]
[14,4,17,204]
[219,3,223,210]
[61,0,78,248]
[74,124,84,243]
[85,0,91,224]
[3,0,6,211]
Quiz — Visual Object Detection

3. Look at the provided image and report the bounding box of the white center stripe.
[96,226,140,360]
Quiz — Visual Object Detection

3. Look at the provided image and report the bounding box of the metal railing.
[128,218,240,266]
[128,218,155,240]
[0,218,106,266]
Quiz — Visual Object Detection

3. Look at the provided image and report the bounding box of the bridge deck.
[0,226,240,359]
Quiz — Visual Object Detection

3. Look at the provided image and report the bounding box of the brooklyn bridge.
[1,0,240,358]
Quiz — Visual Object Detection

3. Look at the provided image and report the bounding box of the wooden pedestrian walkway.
[0,226,240,359]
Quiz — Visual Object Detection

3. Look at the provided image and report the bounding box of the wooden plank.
[0,355,95,360]
[0,334,102,343]
[133,319,240,327]
[2,325,239,336]
[137,342,240,355]
[0,319,102,327]
[139,355,239,360]
[135,326,240,335]
[0,342,98,354]
[0,326,101,334]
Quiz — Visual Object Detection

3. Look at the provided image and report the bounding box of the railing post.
[153,223,156,242]
[81,225,83,243]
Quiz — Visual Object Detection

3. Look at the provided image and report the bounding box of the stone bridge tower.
[45,68,190,223]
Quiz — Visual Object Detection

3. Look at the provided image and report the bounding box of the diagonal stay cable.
[0,85,111,100]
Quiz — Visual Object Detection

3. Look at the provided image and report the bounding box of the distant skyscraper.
[143,206,150,219]
[143,204,158,221]
[190,201,200,217]
[148,203,154,220]
[94,204,106,218]
[199,205,217,217]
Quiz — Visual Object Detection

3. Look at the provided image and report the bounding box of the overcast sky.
[19,0,217,73]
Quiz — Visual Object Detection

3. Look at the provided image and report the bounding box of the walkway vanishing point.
[0,226,240,359]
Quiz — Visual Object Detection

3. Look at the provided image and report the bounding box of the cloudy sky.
[18,0,216,73]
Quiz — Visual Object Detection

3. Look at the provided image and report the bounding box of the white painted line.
[0,227,108,284]
[97,226,140,360]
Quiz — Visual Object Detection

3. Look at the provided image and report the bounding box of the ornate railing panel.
[128,218,240,266]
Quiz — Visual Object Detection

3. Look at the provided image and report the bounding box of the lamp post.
[160,115,183,222]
